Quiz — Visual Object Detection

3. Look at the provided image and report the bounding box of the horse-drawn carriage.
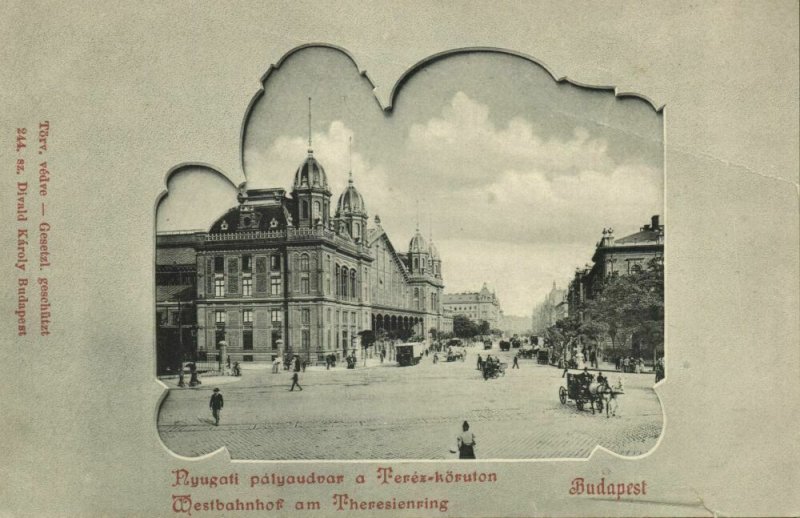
[446,346,466,362]
[519,345,535,359]
[558,372,611,414]
[536,348,550,365]
[499,340,511,351]
[483,360,507,379]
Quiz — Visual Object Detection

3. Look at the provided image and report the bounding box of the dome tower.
[408,226,429,276]
[291,98,331,228]
[335,171,368,241]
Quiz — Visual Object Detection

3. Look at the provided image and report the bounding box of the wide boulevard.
[157,344,662,460]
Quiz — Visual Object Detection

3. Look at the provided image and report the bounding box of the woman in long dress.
[457,421,477,459]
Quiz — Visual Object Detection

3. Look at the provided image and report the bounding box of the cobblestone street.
[158,346,662,460]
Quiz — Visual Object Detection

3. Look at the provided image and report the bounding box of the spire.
[348,136,353,184]
[307,97,313,153]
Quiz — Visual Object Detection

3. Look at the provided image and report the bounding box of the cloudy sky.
[158,48,663,317]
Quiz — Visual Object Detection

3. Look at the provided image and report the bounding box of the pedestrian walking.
[209,388,223,426]
[512,354,519,369]
[290,371,303,391]
[189,363,201,386]
[177,363,186,387]
[302,359,307,372]
[476,354,483,371]
[456,421,477,459]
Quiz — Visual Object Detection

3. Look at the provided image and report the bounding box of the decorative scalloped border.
[156,43,667,464]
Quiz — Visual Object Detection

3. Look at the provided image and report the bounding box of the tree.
[358,330,376,349]
[583,258,664,358]
[453,315,477,338]
[478,320,491,336]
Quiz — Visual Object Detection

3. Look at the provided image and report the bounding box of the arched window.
[300,254,309,272]
[341,268,349,298]
[313,200,321,220]
[352,222,360,239]
[335,265,340,297]
[413,257,418,270]
[350,270,356,300]
[414,288,420,310]
[301,200,309,219]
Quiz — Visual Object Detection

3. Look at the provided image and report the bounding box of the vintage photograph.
[155,45,664,460]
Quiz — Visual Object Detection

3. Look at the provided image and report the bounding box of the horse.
[588,380,613,416]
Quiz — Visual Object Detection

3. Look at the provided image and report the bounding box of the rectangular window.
[242,277,252,296]
[215,310,226,324]
[270,255,281,271]
[302,329,310,349]
[243,329,253,350]
[270,277,281,295]
[242,254,252,272]
[270,309,282,324]
[214,256,224,273]
[243,309,253,324]
[215,278,224,297]
[302,308,310,325]
[271,329,282,349]
[300,277,309,294]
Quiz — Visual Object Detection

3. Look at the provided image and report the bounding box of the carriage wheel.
[559,386,567,404]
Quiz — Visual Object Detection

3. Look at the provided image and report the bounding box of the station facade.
[156,147,445,368]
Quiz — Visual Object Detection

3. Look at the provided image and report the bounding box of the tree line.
[545,258,664,360]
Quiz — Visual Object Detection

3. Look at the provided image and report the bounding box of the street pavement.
[157,345,663,460]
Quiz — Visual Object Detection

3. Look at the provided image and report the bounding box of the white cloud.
[400,92,662,244]
[246,120,396,216]
[408,91,616,186]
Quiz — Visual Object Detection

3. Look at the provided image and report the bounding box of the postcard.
[2,2,798,517]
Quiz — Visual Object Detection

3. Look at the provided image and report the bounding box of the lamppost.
[176,295,183,366]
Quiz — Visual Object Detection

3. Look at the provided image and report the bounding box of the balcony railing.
[206,227,371,256]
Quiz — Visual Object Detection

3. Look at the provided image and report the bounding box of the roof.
[409,230,428,253]
[293,151,329,191]
[209,202,290,234]
[156,285,194,303]
[156,247,197,266]
[616,228,662,245]
[336,175,367,216]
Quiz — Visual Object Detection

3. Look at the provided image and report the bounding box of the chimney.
[651,215,660,230]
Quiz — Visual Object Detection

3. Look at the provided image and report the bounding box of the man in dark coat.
[290,372,303,391]
[209,388,223,426]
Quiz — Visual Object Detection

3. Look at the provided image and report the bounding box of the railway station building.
[156,147,445,370]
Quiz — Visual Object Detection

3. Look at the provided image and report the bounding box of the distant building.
[500,315,532,336]
[568,215,665,316]
[531,282,567,334]
[443,283,504,330]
